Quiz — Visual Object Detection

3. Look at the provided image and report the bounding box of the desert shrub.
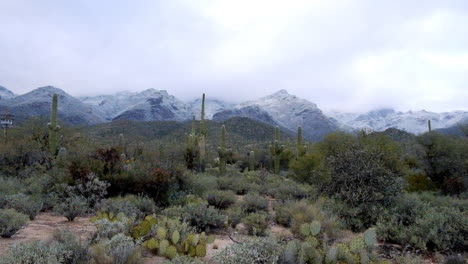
[394,253,425,264]
[162,202,225,232]
[0,240,70,264]
[288,153,326,185]
[54,195,88,221]
[2,193,43,220]
[241,193,269,213]
[267,181,312,201]
[242,213,269,236]
[53,229,91,264]
[179,173,218,195]
[93,216,133,241]
[274,199,343,241]
[225,205,244,228]
[97,194,157,220]
[74,173,110,208]
[416,192,468,212]
[218,176,250,195]
[321,140,403,230]
[206,190,236,209]
[214,238,280,264]
[163,256,204,264]
[377,193,468,251]
[442,255,466,264]
[0,208,28,237]
[90,234,141,264]
[405,171,434,192]
[416,132,468,195]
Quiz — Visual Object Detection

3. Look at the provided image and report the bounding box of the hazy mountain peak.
[271,89,290,97]
[0,85,15,100]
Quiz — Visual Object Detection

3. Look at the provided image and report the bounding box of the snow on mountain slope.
[0,86,15,100]
[112,89,192,121]
[328,108,468,134]
[4,86,105,124]
[190,98,233,119]
[237,90,340,140]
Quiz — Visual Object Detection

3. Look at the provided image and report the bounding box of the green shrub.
[274,199,343,241]
[53,229,91,264]
[163,256,204,264]
[97,194,157,220]
[323,146,403,230]
[288,153,325,185]
[90,234,142,264]
[241,193,268,213]
[242,213,269,236]
[218,176,250,195]
[54,195,88,221]
[225,205,244,228]
[163,202,225,232]
[0,208,28,238]
[93,216,133,241]
[0,240,70,264]
[214,238,280,264]
[3,193,43,220]
[206,190,236,209]
[377,193,468,251]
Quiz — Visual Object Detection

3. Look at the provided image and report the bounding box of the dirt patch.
[0,212,95,255]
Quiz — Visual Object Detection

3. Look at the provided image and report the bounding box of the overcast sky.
[0,0,467,112]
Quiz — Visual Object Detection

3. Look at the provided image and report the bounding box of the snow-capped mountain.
[234,89,340,140]
[2,86,105,125]
[190,98,233,119]
[213,105,278,127]
[112,89,192,122]
[0,86,15,100]
[328,108,468,134]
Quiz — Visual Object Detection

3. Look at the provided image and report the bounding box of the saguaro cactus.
[270,126,284,174]
[297,126,306,158]
[48,94,61,155]
[428,120,432,132]
[198,94,207,171]
[249,150,255,171]
[218,125,229,174]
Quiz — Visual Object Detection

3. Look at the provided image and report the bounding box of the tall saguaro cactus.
[270,126,284,174]
[218,125,229,174]
[428,120,432,132]
[48,94,61,155]
[198,93,207,171]
[249,150,255,171]
[296,126,306,158]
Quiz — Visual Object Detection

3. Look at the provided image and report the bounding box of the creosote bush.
[214,238,281,264]
[0,208,29,238]
[206,190,236,209]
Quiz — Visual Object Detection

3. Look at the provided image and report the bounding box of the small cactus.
[166,245,178,259]
[159,239,170,255]
[310,221,321,236]
[172,230,180,244]
[364,228,377,248]
[157,227,168,240]
[327,246,338,262]
[195,244,207,257]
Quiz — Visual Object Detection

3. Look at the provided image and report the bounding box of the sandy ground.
[0,213,96,255]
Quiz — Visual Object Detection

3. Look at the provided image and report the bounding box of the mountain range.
[0,85,466,139]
